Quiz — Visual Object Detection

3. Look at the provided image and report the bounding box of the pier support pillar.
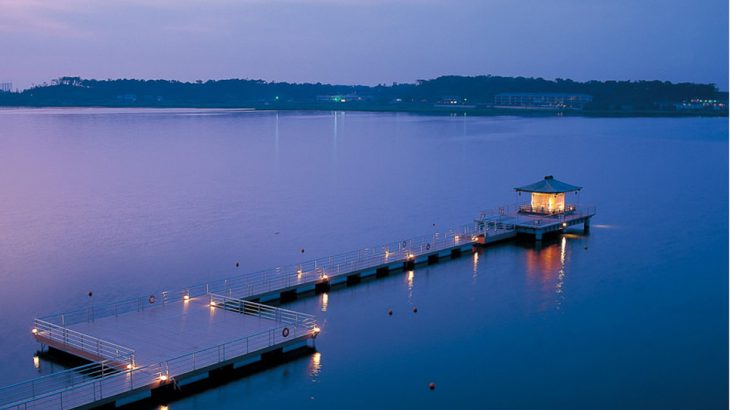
[151,382,176,401]
[261,347,284,364]
[209,364,235,383]
[346,273,361,285]
[375,267,390,278]
[584,218,591,234]
[427,254,439,265]
[280,289,297,302]
[450,248,462,259]
[314,281,330,294]
[403,260,415,271]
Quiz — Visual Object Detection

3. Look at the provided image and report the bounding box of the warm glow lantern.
[515,176,581,215]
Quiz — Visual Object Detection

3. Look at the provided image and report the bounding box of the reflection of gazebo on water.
[515,175,581,215]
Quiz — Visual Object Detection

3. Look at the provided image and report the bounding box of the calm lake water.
[0,109,726,409]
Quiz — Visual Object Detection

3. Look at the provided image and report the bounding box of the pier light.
[159,374,168,382]
[321,274,329,281]
[210,301,217,308]
[454,235,460,241]
[312,326,321,335]
[562,222,567,228]
[515,176,582,215]
[31,328,38,334]
[183,294,190,302]
[126,364,133,370]
[407,253,415,260]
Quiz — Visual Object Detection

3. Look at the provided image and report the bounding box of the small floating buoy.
[88,291,93,297]
[429,382,436,390]
[584,246,588,250]
[301,248,305,254]
[236,262,240,268]
[388,309,393,316]
[412,307,418,313]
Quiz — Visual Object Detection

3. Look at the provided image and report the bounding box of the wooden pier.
[1,178,595,409]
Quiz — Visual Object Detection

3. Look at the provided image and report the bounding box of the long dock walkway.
[2,203,594,410]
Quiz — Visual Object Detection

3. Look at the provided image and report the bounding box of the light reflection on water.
[309,352,322,382]
[524,236,572,312]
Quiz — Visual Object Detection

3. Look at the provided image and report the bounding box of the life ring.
[402,241,407,248]
[148,295,156,304]
[282,327,290,338]
[425,243,431,251]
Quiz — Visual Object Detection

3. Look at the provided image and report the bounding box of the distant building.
[433,96,476,109]
[494,92,592,110]
[315,94,371,103]
[0,82,12,92]
[675,99,726,111]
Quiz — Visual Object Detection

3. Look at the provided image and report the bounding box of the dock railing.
[480,204,596,221]
[208,294,317,331]
[4,321,318,410]
[0,361,120,409]
[37,285,208,327]
[209,222,489,299]
[33,319,135,368]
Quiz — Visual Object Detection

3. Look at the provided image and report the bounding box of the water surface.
[0,109,726,409]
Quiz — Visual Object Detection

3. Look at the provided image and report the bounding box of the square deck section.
[66,297,280,366]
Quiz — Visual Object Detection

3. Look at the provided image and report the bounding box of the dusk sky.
[0,0,727,90]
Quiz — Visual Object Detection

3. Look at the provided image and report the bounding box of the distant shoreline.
[2,75,727,118]
[0,104,726,118]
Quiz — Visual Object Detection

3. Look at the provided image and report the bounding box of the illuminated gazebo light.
[515,175,581,214]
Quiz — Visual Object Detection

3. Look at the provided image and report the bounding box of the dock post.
[314,281,330,294]
[346,273,361,285]
[209,363,235,382]
[280,289,297,302]
[584,217,591,234]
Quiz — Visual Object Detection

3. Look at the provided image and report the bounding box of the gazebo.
[515,175,581,214]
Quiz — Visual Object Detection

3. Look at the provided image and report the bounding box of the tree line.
[0,75,725,113]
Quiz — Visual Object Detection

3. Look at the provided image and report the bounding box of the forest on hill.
[0,75,726,116]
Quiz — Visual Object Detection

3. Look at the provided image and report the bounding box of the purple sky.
[0,0,727,90]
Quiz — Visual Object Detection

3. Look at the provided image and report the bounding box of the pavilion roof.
[514,176,582,193]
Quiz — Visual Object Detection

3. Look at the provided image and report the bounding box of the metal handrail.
[4,321,317,410]
[0,361,118,408]
[480,203,596,218]
[33,319,135,367]
[210,223,488,299]
[208,294,316,330]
